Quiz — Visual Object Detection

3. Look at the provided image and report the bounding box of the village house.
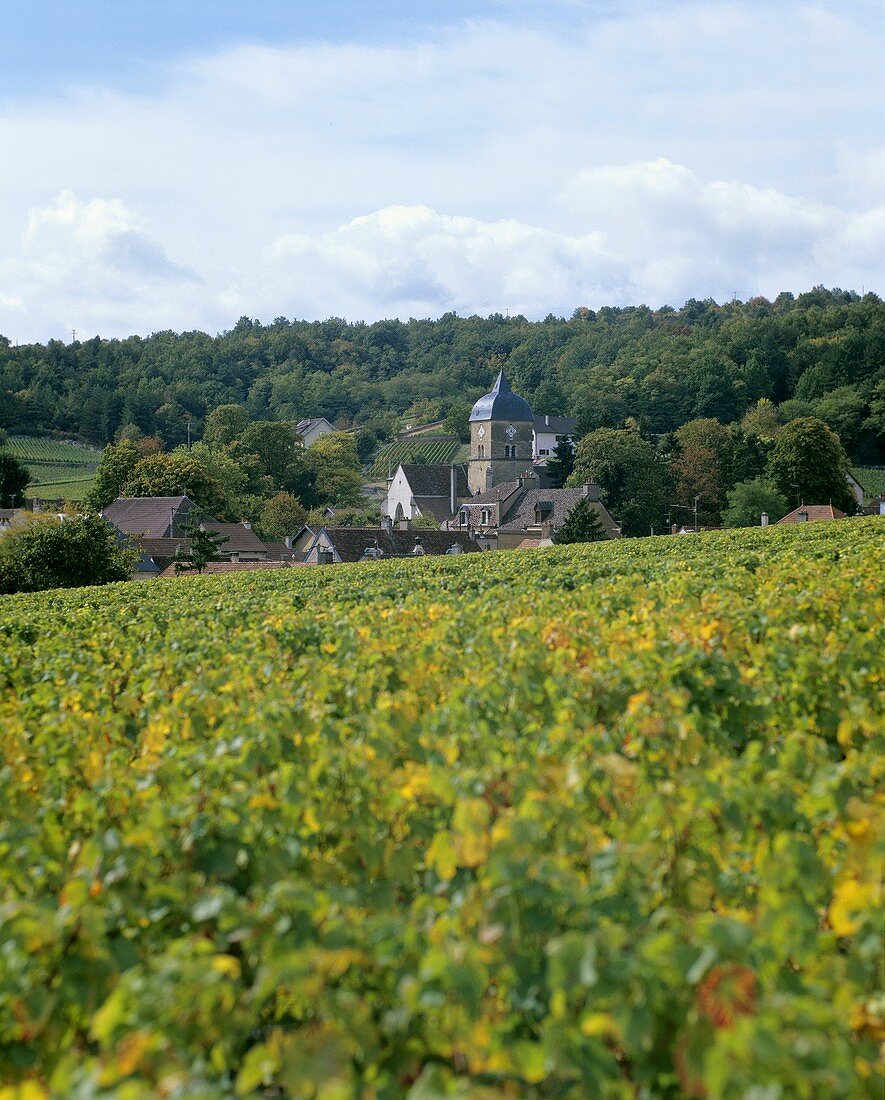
[454,476,619,549]
[385,463,470,525]
[103,495,198,538]
[532,414,577,461]
[382,371,615,547]
[296,417,336,448]
[302,526,478,564]
[776,504,847,524]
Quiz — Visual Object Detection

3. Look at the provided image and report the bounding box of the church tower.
[468,369,534,495]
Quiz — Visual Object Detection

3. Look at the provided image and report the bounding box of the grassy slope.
[1,520,882,1097]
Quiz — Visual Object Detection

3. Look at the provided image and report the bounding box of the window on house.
[481,508,491,525]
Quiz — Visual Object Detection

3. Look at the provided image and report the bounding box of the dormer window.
[480,508,491,526]
[534,501,554,524]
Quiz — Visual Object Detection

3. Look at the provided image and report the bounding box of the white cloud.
[0,2,882,339]
[262,164,885,318]
[0,193,204,339]
[269,205,625,317]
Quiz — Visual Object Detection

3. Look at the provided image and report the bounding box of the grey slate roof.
[132,536,192,568]
[316,527,479,563]
[533,415,578,435]
[104,496,206,538]
[499,488,620,537]
[202,522,268,556]
[296,417,333,434]
[461,481,521,507]
[262,540,299,561]
[399,464,470,499]
[413,497,463,524]
[469,370,533,423]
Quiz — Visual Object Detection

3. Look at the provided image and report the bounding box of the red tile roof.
[776,504,847,524]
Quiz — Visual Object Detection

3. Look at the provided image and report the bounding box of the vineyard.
[0,520,882,1098]
[369,435,460,478]
[852,467,885,498]
[7,435,101,501]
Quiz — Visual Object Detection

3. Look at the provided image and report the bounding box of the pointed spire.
[493,369,512,394]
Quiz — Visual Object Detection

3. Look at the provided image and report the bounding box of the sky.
[0,0,882,342]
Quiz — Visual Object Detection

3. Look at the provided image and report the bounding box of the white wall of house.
[299,418,336,448]
[533,427,575,459]
[385,465,418,521]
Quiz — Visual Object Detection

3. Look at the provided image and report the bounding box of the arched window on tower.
[478,444,485,458]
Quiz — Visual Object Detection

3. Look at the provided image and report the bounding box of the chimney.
[397,517,411,531]
[583,482,600,502]
[545,414,550,426]
[760,512,769,527]
[285,535,293,549]
[242,519,251,529]
[381,514,393,532]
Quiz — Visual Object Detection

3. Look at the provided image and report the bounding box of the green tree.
[306,503,379,528]
[0,514,136,593]
[412,512,440,530]
[121,452,227,517]
[443,401,472,443]
[767,417,855,513]
[232,421,317,503]
[84,439,141,511]
[184,443,252,522]
[811,386,866,459]
[173,523,229,575]
[545,436,575,489]
[256,492,307,541]
[203,404,250,450]
[722,477,790,527]
[0,450,30,507]
[670,418,733,524]
[306,432,363,506]
[741,398,781,442]
[569,428,670,536]
[552,498,608,543]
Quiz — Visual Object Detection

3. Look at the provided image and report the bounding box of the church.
[467,369,535,494]
[384,370,619,544]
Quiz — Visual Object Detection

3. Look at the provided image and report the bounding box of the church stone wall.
[468,418,534,494]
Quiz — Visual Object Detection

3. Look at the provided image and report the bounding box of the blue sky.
[0,0,883,340]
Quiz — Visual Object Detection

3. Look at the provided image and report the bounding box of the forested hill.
[2,287,883,462]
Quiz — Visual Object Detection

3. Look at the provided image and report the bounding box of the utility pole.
[185,414,191,451]
[694,495,700,533]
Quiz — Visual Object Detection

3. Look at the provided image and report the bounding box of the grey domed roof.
[469,370,533,423]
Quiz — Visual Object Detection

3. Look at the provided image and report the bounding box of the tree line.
[1,287,882,465]
[559,415,857,536]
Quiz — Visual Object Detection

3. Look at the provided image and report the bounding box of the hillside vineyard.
[1,521,883,1096]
